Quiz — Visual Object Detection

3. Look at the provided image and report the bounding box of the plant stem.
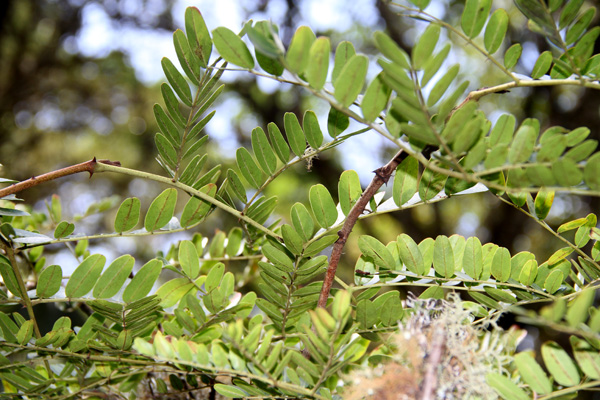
[317,149,408,308]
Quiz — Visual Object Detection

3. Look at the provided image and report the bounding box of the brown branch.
[0,158,120,199]
[419,322,446,400]
[317,150,409,308]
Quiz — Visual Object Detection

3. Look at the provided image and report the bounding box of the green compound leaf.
[36,265,63,298]
[284,112,306,157]
[185,7,212,68]
[181,183,217,227]
[212,27,254,69]
[461,0,492,38]
[114,197,141,233]
[66,254,106,298]
[303,110,323,149]
[161,57,192,107]
[542,341,580,386]
[54,221,74,239]
[338,170,362,216]
[393,156,418,207]
[236,147,264,189]
[334,54,368,107]
[305,37,330,90]
[286,26,316,75]
[362,73,392,122]
[309,184,338,229]
[433,235,455,278]
[144,188,178,232]
[123,259,163,303]
[484,9,509,54]
[93,255,135,299]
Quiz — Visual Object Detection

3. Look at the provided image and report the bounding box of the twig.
[317,150,408,308]
[0,158,120,198]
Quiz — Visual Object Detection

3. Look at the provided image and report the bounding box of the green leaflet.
[566,8,596,45]
[252,127,277,174]
[123,259,163,303]
[427,64,459,106]
[54,221,74,239]
[226,169,247,203]
[65,254,106,298]
[584,152,600,190]
[412,24,440,69]
[215,384,248,398]
[286,26,316,75]
[305,37,330,90]
[334,54,368,107]
[486,373,530,400]
[236,147,264,189]
[291,202,314,242]
[303,110,323,149]
[338,170,362,216]
[212,27,254,69]
[397,234,424,275]
[93,255,135,299]
[504,44,522,70]
[571,336,600,379]
[157,278,195,308]
[179,240,200,279]
[544,269,564,293]
[531,51,553,79]
[281,224,303,254]
[161,57,192,107]
[114,197,141,233]
[559,0,585,29]
[463,237,483,279]
[491,247,511,282]
[433,235,454,278]
[541,341,580,386]
[461,0,492,38]
[514,353,552,394]
[173,29,200,85]
[284,112,306,157]
[309,184,338,229]
[144,188,178,232]
[362,73,391,122]
[264,123,289,164]
[327,107,350,138]
[37,265,63,298]
[508,124,537,163]
[358,235,396,270]
[185,7,212,68]
[332,41,356,84]
[484,9,509,54]
[422,43,451,87]
[181,184,216,227]
[393,156,418,207]
[373,31,410,70]
[534,190,554,220]
[419,167,447,202]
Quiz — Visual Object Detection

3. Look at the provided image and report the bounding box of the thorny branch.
[0,158,120,199]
